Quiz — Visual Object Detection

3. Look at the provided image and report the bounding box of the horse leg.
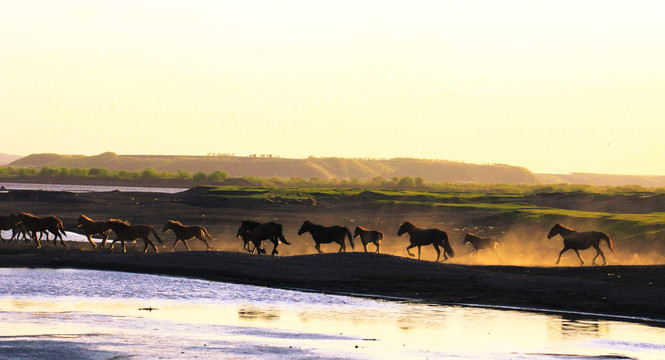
[375,241,380,254]
[406,244,417,257]
[271,239,278,256]
[100,234,109,248]
[556,247,570,265]
[315,242,323,254]
[196,235,214,251]
[593,246,607,266]
[182,240,191,251]
[433,244,441,262]
[56,232,66,247]
[170,238,180,252]
[143,236,158,253]
[362,241,368,253]
[492,248,503,263]
[86,235,97,248]
[573,249,585,266]
[418,246,421,260]
[339,239,346,253]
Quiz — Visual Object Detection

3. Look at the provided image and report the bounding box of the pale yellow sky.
[1,1,664,175]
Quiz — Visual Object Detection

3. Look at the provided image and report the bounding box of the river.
[0,268,663,359]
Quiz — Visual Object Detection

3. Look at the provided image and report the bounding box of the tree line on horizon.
[0,165,658,195]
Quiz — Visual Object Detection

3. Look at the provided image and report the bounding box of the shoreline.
[1,249,664,323]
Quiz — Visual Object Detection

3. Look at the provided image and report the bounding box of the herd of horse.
[0,212,615,266]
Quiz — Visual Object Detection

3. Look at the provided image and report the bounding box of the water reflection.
[238,307,280,321]
[0,268,664,360]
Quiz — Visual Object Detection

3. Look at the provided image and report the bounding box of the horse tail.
[57,219,67,236]
[276,224,290,245]
[441,231,454,257]
[150,227,164,244]
[202,228,214,242]
[345,227,355,249]
[602,233,615,253]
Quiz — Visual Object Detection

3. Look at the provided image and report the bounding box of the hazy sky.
[2,1,664,175]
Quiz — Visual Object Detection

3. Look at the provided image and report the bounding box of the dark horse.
[397,221,454,261]
[463,233,502,261]
[353,226,383,253]
[102,219,163,253]
[297,220,354,254]
[0,213,23,242]
[163,220,214,251]
[236,220,290,255]
[17,212,67,248]
[76,215,110,248]
[547,223,614,266]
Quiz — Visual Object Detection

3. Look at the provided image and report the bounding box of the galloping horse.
[397,221,454,261]
[77,215,110,248]
[102,219,163,253]
[547,223,614,266]
[463,233,502,261]
[163,220,214,251]
[297,220,354,254]
[353,226,383,253]
[17,212,67,247]
[236,220,290,255]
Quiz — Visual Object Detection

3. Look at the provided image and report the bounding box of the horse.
[17,212,67,247]
[76,215,110,248]
[397,221,454,261]
[0,213,23,242]
[463,233,502,261]
[102,219,163,253]
[236,220,290,255]
[162,220,214,251]
[297,220,354,254]
[547,223,614,266]
[353,226,383,253]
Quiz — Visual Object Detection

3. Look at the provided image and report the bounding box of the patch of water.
[0,268,663,359]
[0,182,185,194]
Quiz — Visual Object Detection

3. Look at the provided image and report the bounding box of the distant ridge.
[10,152,538,184]
[9,152,665,187]
[0,153,22,166]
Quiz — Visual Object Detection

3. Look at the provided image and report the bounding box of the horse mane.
[355,226,366,231]
[242,220,261,227]
[167,219,183,226]
[107,219,130,226]
[79,214,93,221]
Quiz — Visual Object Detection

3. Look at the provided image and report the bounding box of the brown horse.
[236,220,290,255]
[102,219,163,253]
[17,212,67,247]
[76,215,110,248]
[397,221,454,261]
[0,214,23,242]
[298,220,354,254]
[163,220,214,251]
[463,233,502,261]
[353,226,383,253]
[547,223,614,266]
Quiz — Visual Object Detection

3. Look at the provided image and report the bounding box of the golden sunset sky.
[2,1,664,175]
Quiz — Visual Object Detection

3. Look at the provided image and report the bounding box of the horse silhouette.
[236,220,289,255]
[17,212,67,248]
[353,226,383,253]
[163,220,214,251]
[463,233,502,261]
[102,219,163,253]
[547,223,614,266]
[297,220,354,254]
[77,215,110,248]
[397,221,454,261]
